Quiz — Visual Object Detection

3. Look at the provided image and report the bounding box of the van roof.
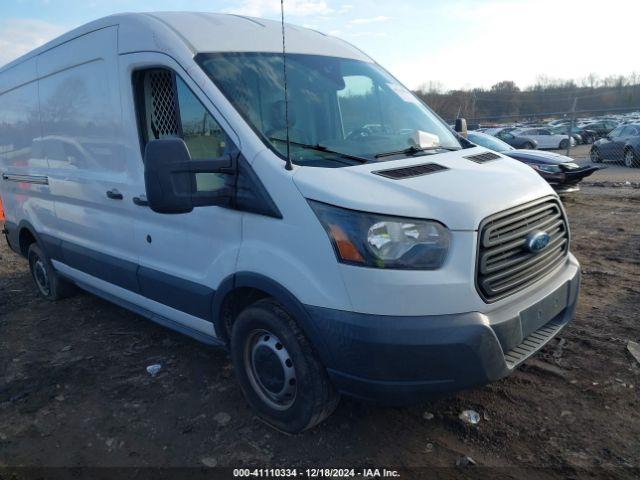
[0,12,372,73]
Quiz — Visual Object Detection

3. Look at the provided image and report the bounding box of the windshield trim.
[194,51,464,166]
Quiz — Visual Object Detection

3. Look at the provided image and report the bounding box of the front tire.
[590,148,602,163]
[230,298,339,433]
[523,142,534,150]
[559,139,569,150]
[27,243,76,301]
[624,148,639,167]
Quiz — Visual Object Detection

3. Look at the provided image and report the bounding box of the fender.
[212,272,337,369]
[9,220,62,260]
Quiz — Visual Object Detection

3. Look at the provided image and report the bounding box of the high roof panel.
[0,12,372,73]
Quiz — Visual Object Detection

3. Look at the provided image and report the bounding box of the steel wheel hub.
[244,330,297,410]
[34,258,50,296]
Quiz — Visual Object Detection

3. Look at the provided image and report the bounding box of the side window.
[539,129,550,135]
[175,77,227,158]
[609,126,624,137]
[134,68,231,192]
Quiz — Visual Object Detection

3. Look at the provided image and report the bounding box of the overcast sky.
[0,0,636,90]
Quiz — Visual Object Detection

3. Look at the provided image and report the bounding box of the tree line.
[413,73,640,123]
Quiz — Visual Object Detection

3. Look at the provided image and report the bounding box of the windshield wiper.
[374,145,460,159]
[270,138,369,164]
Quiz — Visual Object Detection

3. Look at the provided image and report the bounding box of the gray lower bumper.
[303,258,581,404]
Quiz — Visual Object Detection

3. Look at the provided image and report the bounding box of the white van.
[0,12,580,433]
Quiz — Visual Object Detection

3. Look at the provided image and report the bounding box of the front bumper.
[304,255,581,404]
[544,166,599,192]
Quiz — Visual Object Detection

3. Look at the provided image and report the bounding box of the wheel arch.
[16,220,41,257]
[212,272,335,368]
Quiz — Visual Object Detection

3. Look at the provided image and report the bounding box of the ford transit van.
[0,13,580,433]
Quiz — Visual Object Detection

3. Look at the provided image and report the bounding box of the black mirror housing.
[455,118,468,138]
[143,138,235,214]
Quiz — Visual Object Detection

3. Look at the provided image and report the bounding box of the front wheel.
[230,299,339,433]
[559,139,569,150]
[523,142,534,150]
[590,148,602,163]
[624,148,639,167]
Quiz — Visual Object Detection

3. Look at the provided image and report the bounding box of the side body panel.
[38,26,139,289]
[0,59,55,236]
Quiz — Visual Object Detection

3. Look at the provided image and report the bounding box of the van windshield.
[196,53,461,166]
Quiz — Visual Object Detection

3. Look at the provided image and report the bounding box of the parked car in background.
[467,131,598,193]
[510,128,575,150]
[590,124,640,167]
[492,130,538,149]
[550,125,583,145]
[548,118,573,126]
[576,126,598,144]
[581,120,618,139]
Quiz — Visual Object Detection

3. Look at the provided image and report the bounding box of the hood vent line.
[372,163,449,180]
[464,152,501,163]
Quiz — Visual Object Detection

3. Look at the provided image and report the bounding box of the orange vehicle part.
[0,194,4,221]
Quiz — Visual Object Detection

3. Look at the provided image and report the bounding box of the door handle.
[106,189,123,200]
[133,195,149,206]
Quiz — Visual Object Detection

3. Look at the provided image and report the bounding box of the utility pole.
[566,97,578,157]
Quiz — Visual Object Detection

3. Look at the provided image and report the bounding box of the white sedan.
[510,127,575,149]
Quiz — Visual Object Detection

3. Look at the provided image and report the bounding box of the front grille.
[476,197,569,302]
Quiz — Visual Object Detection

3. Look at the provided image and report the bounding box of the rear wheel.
[590,148,602,163]
[27,243,76,301]
[624,148,639,167]
[230,298,339,433]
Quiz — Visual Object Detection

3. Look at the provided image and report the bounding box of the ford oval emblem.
[525,231,551,253]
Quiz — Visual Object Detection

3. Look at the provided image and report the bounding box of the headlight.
[563,162,580,169]
[309,200,450,269]
[531,164,562,173]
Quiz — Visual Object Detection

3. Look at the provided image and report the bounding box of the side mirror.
[143,138,235,214]
[454,118,468,138]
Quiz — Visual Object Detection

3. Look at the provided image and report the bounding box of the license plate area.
[520,281,570,338]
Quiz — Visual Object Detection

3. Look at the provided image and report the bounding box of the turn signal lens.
[328,224,364,263]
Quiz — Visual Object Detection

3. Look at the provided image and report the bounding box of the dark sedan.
[590,124,640,167]
[468,131,599,193]
[493,130,539,149]
[581,120,618,139]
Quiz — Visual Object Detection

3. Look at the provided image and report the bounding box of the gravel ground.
[0,186,639,478]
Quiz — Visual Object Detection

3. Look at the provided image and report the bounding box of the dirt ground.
[1,185,639,478]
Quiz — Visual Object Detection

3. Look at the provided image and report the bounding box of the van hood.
[293,147,556,231]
